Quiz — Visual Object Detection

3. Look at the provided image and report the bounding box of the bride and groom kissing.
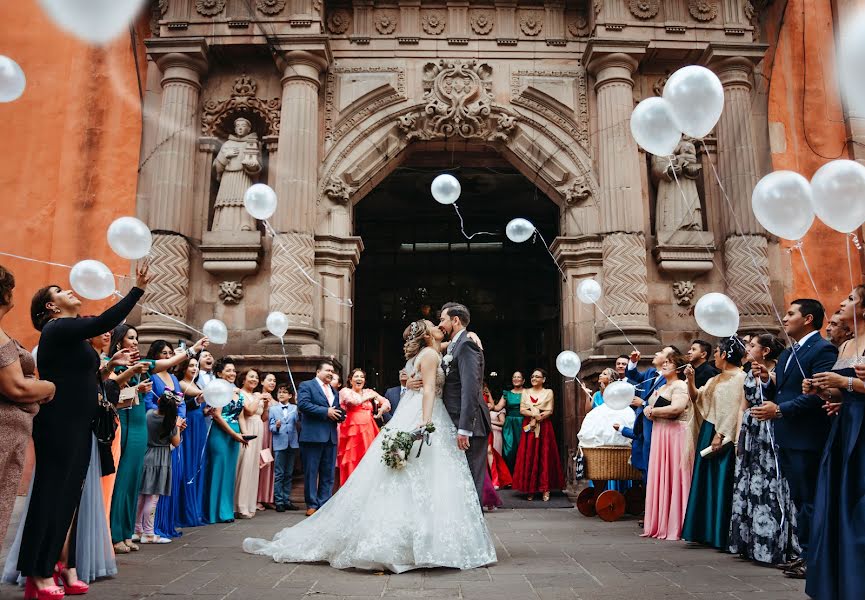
[243,302,497,573]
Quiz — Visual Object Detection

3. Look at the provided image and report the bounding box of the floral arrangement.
[381,423,436,469]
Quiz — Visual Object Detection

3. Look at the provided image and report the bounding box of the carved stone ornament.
[324,177,353,204]
[218,281,244,305]
[568,15,587,37]
[375,10,398,34]
[201,74,281,137]
[470,11,494,35]
[594,0,602,16]
[396,59,518,143]
[327,9,351,34]
[744,0,757,24]
[195,0,224,17]
[519,13,543,36]
[255,0,285,15]
[158,0,168,15]
[562,175,592,205]
[653,73,669,97]
[422,11,446,35]
[688,0,718,21]
[672,281,695,306]
[629,0,660,19]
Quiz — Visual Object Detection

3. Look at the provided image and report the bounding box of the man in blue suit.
[269,384,300,512]
[751,299,838,579]
[297,360,341,516]
[382,369,408,424]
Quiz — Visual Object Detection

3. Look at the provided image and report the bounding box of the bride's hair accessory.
[402,319,428,360]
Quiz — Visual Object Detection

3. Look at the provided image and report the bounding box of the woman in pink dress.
[337,369,390,486]
[256,373,277,511]
[642,352,694,540]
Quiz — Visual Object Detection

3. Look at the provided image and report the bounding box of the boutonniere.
[442,354,453,375]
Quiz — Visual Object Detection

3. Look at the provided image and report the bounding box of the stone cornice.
[583,39,647,76]
[146,37,209,74]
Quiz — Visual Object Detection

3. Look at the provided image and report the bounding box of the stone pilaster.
[314,236,364,369]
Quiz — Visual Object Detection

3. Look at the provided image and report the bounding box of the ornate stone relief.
[396,60,518,142]
[688,0,718,21]
[568,15,588,37]
[519,12,543,36]
[375,10,398,34]
[422,11,446,35]
[561,174,592,204]
[672,281,695,306]
[628,0,660,19]
[327,9,351,34]
[510,69,590,152]
[158,0,168,15]
[195,0,224,17]
[324,66,407,143]
[652,73,669,97]
[218,281,244,305]
[255,0,284,15]
[323,177,353,204]
[594,0,602,16]
[144,234,190,321]
[201,74,281,137]
[470,11,494,35]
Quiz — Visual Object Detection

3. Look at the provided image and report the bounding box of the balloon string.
[533,229,567,282]
[451,203,496,240]
[112,291,206,338]
[0,251,132,279]
[592,302,639,354]
[847,236,860,357]
[791,243,826,309]
[278,336,299,394]
[186,419,213,486]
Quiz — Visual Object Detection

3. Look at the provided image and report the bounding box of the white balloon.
[0,56,26,103]
[202,319,228,345]
[576,279,602,304]
[431,174,461,205]
[244,184,278,221]
[555,351,581,378]
[203,379,235,410]
[810,159,865,234]
[662,65,725,139]
[751,171,815,241]
[31,346,38,365]
[107,216,153,260]
[266,311,289,338]
[603,381,636,411]
[694,292,740,338]
[37,0,148,45]
[630,97,682,157]
[70,260,115,300]
[505,218,535,243]
[838,10,865,118]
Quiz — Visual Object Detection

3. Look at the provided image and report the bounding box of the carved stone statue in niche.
[651,138,703,232]
[212,117,262,232]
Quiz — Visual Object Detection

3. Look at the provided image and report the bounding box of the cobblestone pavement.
[0,506,807,600]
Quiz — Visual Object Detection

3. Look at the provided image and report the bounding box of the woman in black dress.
[19,263,147,597]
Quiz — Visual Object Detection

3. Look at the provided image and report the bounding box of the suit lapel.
[783,335,821,380]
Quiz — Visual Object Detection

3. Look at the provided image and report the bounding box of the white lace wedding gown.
[243,348,497,573]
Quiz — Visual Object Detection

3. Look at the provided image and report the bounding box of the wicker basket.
[580,446,642,481]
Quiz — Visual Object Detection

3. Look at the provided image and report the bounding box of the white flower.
[442,355,453,366]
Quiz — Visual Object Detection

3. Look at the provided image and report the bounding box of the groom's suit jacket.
[296,378,338,445]
[441,331,491,438]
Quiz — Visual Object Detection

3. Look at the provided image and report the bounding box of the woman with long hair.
[337,368,390,486]
[175,357,206,527]
[235,369,263,519]
[257,373,278,511]
[500,371,526,471]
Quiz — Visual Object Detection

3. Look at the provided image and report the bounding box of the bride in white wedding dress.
[243,319,497,573]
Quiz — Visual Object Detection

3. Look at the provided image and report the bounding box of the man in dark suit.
[688,339,720,387]
[296,360,342,516]
[751,299,838,579]
[382,369,408,424]
[439,302,491,501]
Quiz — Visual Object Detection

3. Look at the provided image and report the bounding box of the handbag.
[92,376,119,476]
[259,447,274,469]
[574,448,585,480]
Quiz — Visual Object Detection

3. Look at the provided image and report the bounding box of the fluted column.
[712,55,772,333]
[586,48,658,347]
[269,51,327,350]
[139,44,208,343]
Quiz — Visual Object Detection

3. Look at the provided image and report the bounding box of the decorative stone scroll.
[218,281,244,305]
[201,74,281,137]
[323,177,353,204]
[672,281,695,306]
[629,0,660,19]
[689,0,718,21]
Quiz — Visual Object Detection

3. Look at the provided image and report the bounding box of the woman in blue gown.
[176,357,207,528]
[806,286,865,600]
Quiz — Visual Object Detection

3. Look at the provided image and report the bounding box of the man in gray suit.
[438,302,491,501]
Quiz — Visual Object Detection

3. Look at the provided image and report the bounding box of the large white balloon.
[662,65,725,139]
[630,97,682,157]
[603,381,636,411]
[70,260,116,300]
[266,311,289,338]
[430,174,461,205]
[37,0,148,45]
[555,351,581,378]
[810,160,865,234]
[0,56,26,103]
[576,279,602,304]
[244,184,278,221]
[505,218,535,243]
[838,10,865,118]
[202,319,228,345]
[107,216,153,260]
[203,379,235,410]
[751,171,815,241]
[694,292,740,338]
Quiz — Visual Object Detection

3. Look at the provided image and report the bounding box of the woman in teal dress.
[681,337,746,550]
[203,357,248,523]
[500,371,526,471]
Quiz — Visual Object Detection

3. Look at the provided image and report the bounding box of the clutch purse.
[259,448,274,469]
[652,396,672,409]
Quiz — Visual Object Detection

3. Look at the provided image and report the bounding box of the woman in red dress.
[337,368,391,486]
[512,368,565,501]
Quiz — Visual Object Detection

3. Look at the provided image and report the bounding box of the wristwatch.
[848,377,855,393]
[775,404,782,418]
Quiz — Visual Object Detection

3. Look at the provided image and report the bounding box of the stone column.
[711,53,773,334]
[314,236,364,369]
[269,51,328,351]
[586,46,658,348]
[139,42,208,343]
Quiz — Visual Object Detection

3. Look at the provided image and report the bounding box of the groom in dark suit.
[751,299,838,578]
[438,302,491,501]
[297,360,341,516]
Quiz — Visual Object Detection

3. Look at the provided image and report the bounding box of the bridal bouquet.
[380,423,436,470]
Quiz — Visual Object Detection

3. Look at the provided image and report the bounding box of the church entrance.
[352,152,563,447]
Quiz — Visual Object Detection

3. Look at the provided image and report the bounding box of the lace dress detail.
[243,347,496,572]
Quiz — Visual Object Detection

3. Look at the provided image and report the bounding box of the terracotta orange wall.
[766,0,864,313]
[0,1,146,349]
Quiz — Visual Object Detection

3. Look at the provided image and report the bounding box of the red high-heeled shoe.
[23,578,65,600]
[52,563,88,596]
